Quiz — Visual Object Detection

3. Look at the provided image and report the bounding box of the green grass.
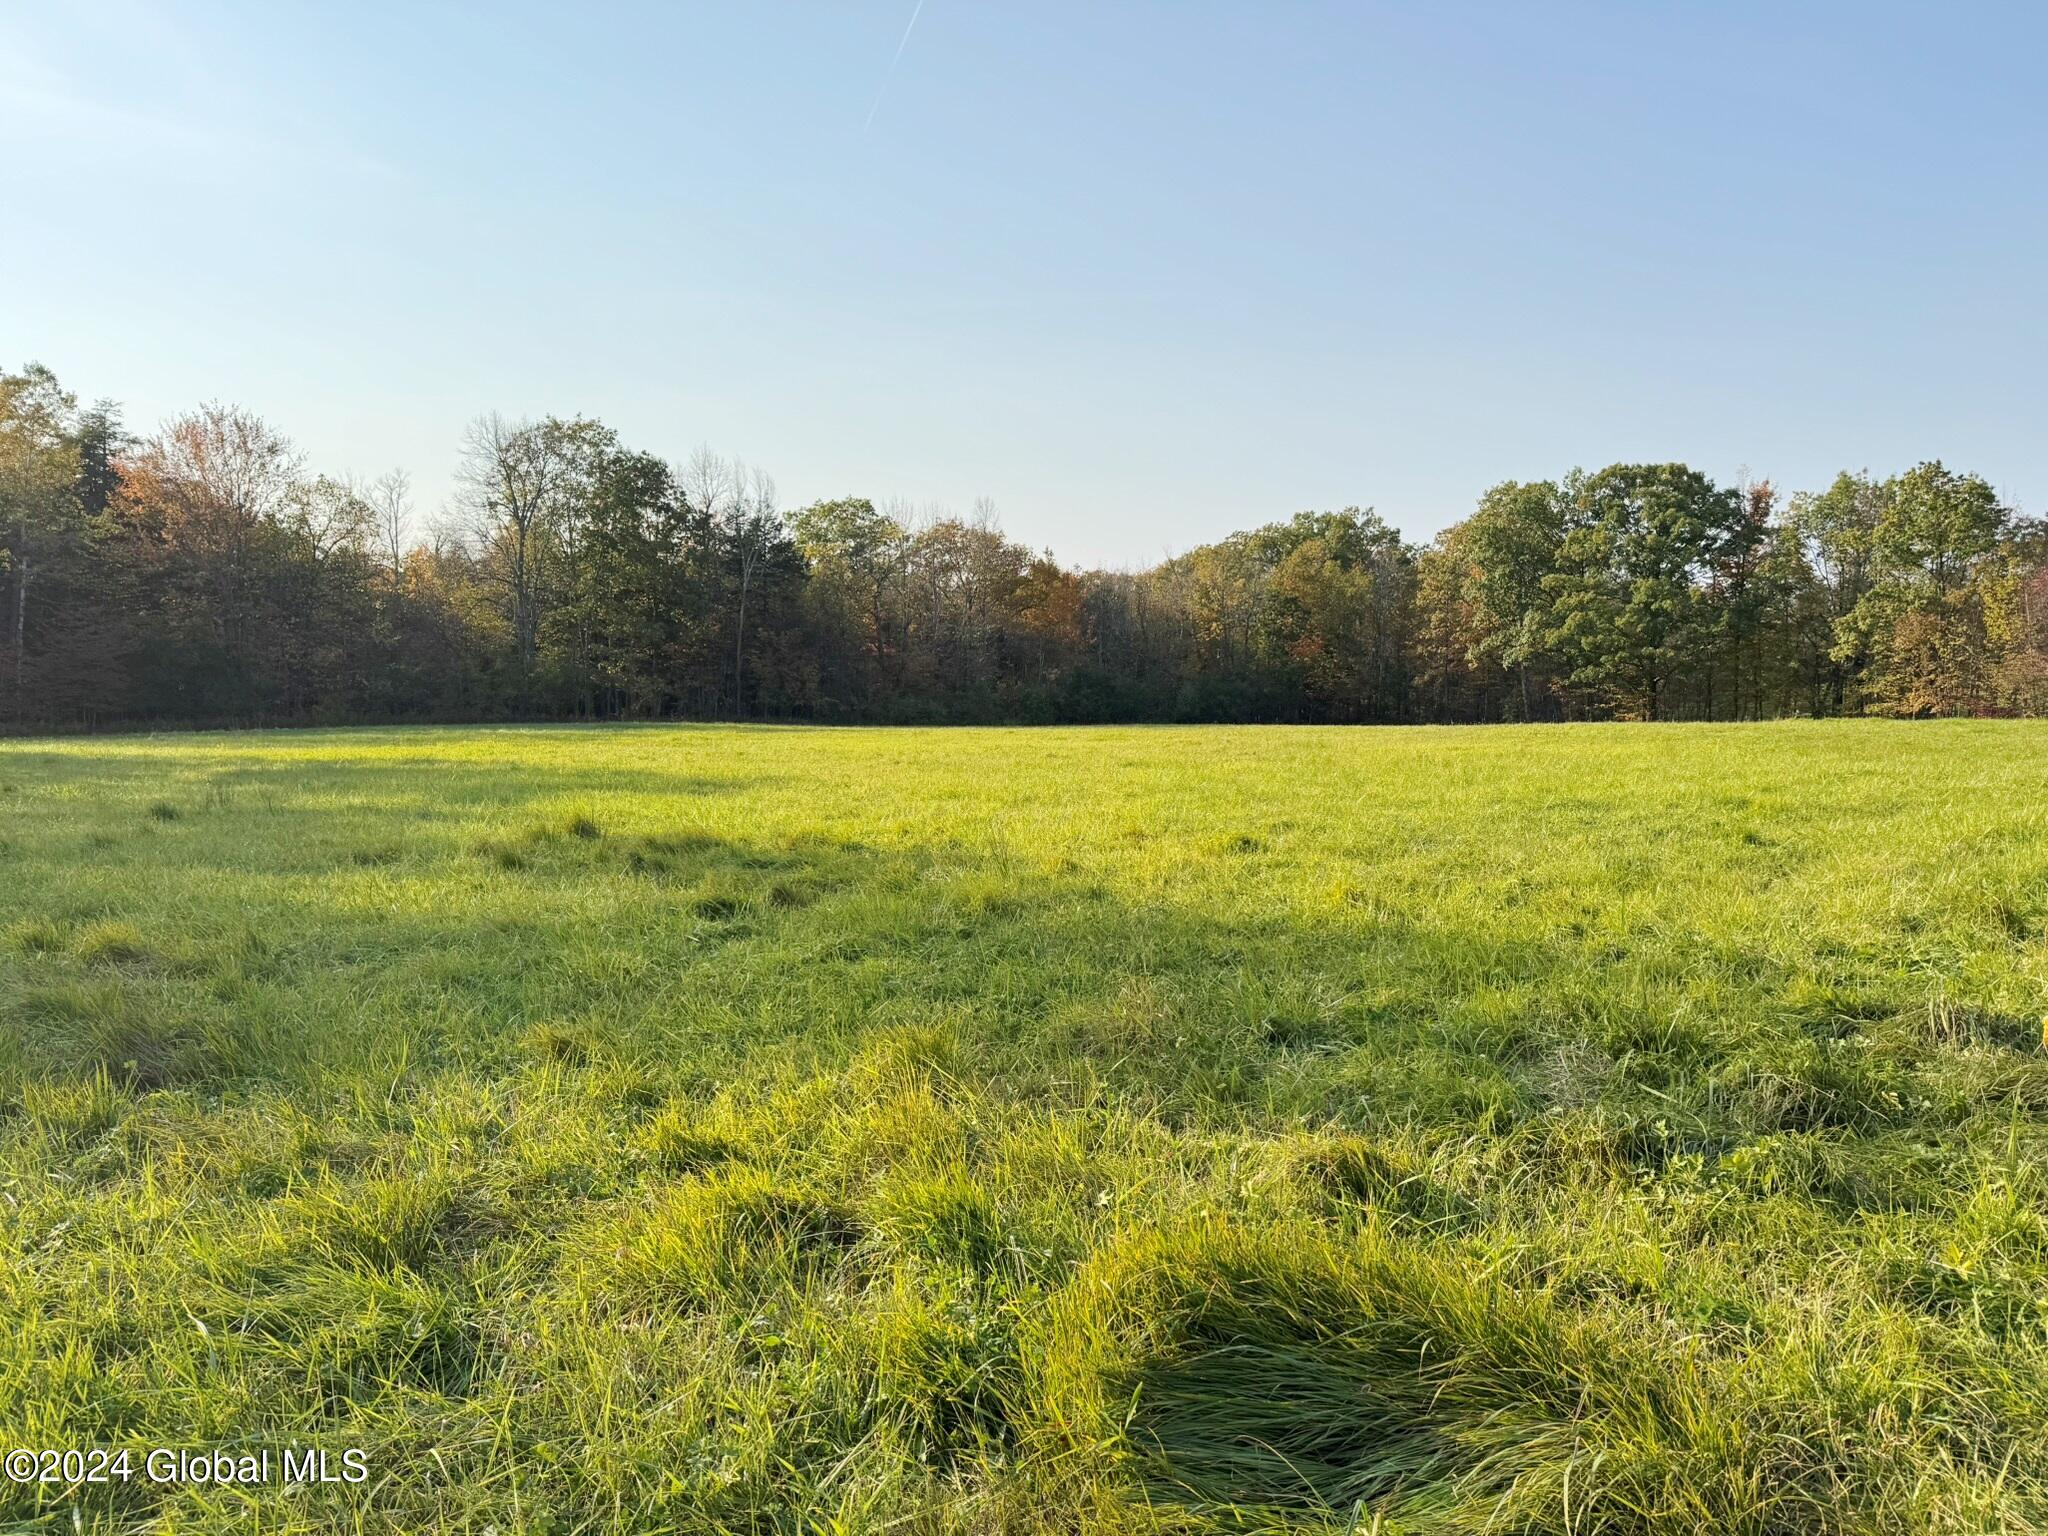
[2,720,2046,1533]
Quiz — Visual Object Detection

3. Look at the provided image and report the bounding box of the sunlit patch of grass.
[1286,1131,1478,1230]
[291,1170,482,1276]
[4,916,65,954]
[634,1099,753,1174]
[592,1164,863,1311]
[17,1071,125,1149]
[72,918,151,968]
[870,1164,1009,1274]
[521,1019,600,1067]
[871,1269,1024,1463]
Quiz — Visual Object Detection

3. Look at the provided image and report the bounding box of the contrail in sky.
[863,0,926,132]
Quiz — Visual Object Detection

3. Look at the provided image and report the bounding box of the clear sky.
[4,2,2044,566]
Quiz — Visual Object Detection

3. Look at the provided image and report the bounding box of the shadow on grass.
[0,746,771,804]
[8,776,2038,1199]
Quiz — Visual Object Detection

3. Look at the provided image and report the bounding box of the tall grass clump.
[591,1164,863,1312]
[1030,1221,1814,1532]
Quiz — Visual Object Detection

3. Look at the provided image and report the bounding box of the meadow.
[3,720,2047,1534]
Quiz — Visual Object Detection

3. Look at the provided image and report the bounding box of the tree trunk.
[733,580,748,717]
[11,543,28,709]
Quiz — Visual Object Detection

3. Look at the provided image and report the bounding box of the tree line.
[3,360,2044,730]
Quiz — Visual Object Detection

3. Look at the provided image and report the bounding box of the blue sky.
[4,2,2043,565]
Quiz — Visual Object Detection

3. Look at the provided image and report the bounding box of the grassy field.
[3,721,2047,1533]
